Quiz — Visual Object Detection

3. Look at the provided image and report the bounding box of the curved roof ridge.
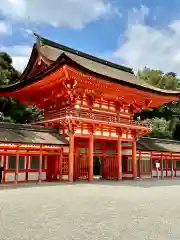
[34,32,134,74]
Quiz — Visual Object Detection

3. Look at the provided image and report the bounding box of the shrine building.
[0,33,180,184]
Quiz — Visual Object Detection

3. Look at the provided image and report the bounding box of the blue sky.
[0,0,180,75]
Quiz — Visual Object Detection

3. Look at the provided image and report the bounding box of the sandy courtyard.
[0,180,180,240]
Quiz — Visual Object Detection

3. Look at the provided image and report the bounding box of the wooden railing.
[42,107,152,129]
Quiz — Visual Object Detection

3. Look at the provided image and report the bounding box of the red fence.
[74,154,88,180]
[101,154,118,180]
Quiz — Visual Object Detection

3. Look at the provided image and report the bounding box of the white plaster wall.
[175,171,180,176]
[62,175,68,180]
[122,173,133,178]
[167,170,172,177]
[18,173,26,181]
[41,172,46,180]
[111,132,117,137]
[94,131,101,136]
[28,172,39,181]
[4,172,46,182]
[122,149,132,155]
[122,142,132,147]
[82,129,89,134]
[102,132,109,137]
[63,146,69,153]
[5,173,15,182]
[152,170,168,177]
[140,175,151,179]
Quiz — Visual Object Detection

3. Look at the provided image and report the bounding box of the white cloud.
[114,5,180,76]
[0,21,11,35]
[0,45,31,72]
[0,0,115,29]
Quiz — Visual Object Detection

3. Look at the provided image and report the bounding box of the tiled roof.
[137,137,180,153]
[0,122,68,145]
[36,34,180,95]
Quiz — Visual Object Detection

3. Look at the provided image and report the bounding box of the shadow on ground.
[1,178,180,190]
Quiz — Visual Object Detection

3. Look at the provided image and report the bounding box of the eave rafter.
[65,66,178,108]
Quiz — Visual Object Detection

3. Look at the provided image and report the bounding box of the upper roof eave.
[34,33,134,74]
[18,44,38,80]
[0,53,179,99]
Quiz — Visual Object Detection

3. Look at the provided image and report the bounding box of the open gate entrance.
[73,138,119,181]
[93,153,118,180]
[93,155,101,176]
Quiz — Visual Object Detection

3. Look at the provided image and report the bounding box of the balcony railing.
[42,107,152,129]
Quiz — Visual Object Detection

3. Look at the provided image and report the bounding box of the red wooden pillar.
[132,141,137,180]
[15,147,19,184]
[138,151,141,178]
[88,134,94,182]
[117,136,122,180]
[25,155,29,182]
[171,153,173,178]
[150,152,153,178]
[2,155,7,183]
[161,153,164,179]
[38,146,43,183]
[68,131,74,182]
[59,149,63,181]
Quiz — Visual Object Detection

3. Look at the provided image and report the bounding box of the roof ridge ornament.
[33,32,45,47]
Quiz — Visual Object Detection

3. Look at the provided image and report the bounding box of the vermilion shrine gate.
[0,34,179,183]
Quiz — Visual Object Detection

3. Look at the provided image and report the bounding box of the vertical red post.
[59,149,63,181]
[117,136,122,180]
[132,141,137,180]
[138,151,141,178]
[39,145,43,183]
[171,154,173,178]
[15,147,19,184]
[25,155,29,182]
[68,131,74,182]
[161,153,163,179]
[150,152,153,178]
[3,155,7,183]
[88,134,94,182]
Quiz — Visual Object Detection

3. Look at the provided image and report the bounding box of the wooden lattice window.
[176,160,180,169]
[30,156,45,170]
[8,156,25,170]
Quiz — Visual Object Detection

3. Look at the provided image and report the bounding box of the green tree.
[0,52,43,123]
[137,68,180,139]
[144,118,172,139]
[137,67,179,90]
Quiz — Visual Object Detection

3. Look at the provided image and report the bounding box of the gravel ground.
[0,180,180,240]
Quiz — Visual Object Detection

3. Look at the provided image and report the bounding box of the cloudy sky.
[0,0,180,75]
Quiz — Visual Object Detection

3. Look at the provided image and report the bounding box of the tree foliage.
[137,67,180,90]
[143,118,172,139]
[0,52,43,123]
[137,67,180,140]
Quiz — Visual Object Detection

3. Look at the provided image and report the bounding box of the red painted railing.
[41,107,152,129]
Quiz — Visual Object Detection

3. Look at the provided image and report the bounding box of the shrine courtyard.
[0,180,180,240]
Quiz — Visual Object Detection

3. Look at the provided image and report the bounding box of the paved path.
[0,180,180,240]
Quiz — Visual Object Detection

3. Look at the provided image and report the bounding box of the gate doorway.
[46,156,60,182]
[93,154,118,180]
[93,155,101,176]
